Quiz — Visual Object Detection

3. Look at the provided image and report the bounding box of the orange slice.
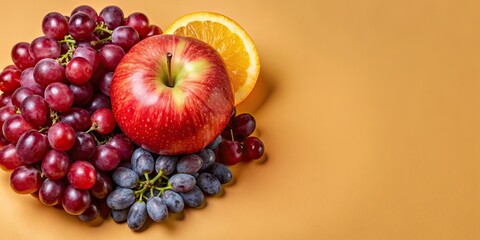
[164,12,260,106]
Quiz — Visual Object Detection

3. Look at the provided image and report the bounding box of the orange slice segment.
[164,12,260,106]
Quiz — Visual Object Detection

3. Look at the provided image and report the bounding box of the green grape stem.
[49,109,59,125]
[134,183,148,195]
[229,127,235,141]
[150,170,163,183]
[91,36,112,47]
[133,170,172,202]
[89,132,111,146]
[38,126,49,133]
[91,22,113,47]
[57,35,76,66]
[154,184,173,196]
[144,173,150,182]
[56,22,112,65]
[85,123,98,133]
[94,22,113,35]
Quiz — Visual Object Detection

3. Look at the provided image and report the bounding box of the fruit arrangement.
[0,5,265,231]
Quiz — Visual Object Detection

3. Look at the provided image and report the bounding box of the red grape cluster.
[0,5,161,224]
[219,111,265,165]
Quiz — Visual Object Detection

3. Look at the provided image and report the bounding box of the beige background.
[1,0,480,239]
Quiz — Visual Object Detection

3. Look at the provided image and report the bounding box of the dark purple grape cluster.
[219,111,265,165]
[0,5,162,224]
[107,146,233,231]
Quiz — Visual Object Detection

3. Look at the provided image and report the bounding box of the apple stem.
[166,52,174,87]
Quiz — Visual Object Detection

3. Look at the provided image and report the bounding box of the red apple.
[111,34,234,155]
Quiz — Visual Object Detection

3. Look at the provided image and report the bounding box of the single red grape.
[11,42,35,70]
[125,12,150,37]
[72,46,100,70]
[3,65,19,71]
[44,82,75,112]
[78,203,102,224]
[41,149,70,180]
[0,144,23,171]
[86,93,111,114]
[2,114,33,143]
[62,185,91,215]
[29,36,60,61]
[60,108,92,131]
[112,26,139,51]
[92,145,121,171]
[68,12,96,41]
[71,5,98,22]
[16,130,49,165]
[10,165,43,194]
[11,87,36,108]
[48,122,76,151]
[0,93,12,107]
[69,83,93,107]
[89,171,112,199]
[68,131,96,161]
[91,108,116,134]
[0,105,16,127]
[99,72,113,96]
[242,136,265,160]
[217,140,244,166]
[65,57,93,85]
[0,69,21,93]
[39,179,65,206]
[42,12,69,40]
[105,134,133,161]
[99,6,124,29]
[19,67,44,95]
[231,113,256,140]
[20,95,50,127]
[68,161,97,190]
[144,25,162,38]
[33,58,65,87]
[99,45,124,71]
